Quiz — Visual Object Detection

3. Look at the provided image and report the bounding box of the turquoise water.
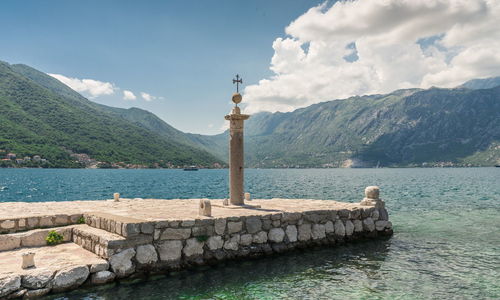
[0,168,499,299]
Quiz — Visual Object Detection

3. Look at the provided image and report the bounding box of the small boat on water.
[495,165,500,168]
[183,166,199,171]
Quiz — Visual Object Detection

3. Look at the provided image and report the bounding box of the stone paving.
[0,198,360,221]
[0,243,106,276]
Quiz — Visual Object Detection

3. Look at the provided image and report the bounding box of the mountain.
[459,76,500,90]
[0,61,223,168]
[202,86,500,168]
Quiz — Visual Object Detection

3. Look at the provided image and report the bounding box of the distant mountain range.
[0,60,498,168]
[0,61,223,168]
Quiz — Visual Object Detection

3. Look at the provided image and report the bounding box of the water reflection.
[46,239,392,300]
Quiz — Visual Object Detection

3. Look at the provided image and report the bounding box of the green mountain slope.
[232,87,500,167]
[0,61,222,168]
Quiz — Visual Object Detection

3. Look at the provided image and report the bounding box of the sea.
[0,168,498,299]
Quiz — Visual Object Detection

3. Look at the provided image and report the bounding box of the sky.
[1,0,499,134]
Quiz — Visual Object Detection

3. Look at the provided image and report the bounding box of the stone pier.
[0,191,392,299]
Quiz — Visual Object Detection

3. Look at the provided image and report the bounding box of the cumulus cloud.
[141,92,154,101]
[123,90,137,101]
[49,73,115,98]
[244,0,500,113]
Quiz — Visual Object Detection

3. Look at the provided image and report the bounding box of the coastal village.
[0,150,48,168]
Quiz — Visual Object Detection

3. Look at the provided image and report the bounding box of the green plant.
[46,230,64,245]
[196,235,209,242]
[77,216,85,224]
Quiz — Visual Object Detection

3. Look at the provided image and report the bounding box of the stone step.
[72,224,152,258]
[0,226,74,252]
[82,212,154,238]
[0,214,83,234]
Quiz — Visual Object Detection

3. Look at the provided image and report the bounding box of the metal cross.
[233,74,243,93]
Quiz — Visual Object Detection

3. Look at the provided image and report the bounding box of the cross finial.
[233,74,243,93]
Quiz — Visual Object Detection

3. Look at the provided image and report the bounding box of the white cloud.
[123,90,137,101]
[49,73,116,98]
[244,0,500,113]
[141,92,155,101]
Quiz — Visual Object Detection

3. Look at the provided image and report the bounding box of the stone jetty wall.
[80,206,392,280]
[0,197,393,299]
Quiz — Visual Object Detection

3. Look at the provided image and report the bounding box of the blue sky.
[0,0,323,134]
[2,1,499,134]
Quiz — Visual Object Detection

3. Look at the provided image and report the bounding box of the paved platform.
[0,198,359,221]
[0,243,106,276]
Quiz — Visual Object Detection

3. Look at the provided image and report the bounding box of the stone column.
[225,93,250,205]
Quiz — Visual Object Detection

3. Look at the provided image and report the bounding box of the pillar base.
[212,204,262,209]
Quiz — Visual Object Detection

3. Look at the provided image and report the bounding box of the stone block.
[227,221,243,234]
[270,214,282,221]
[141,222,155,234]
[268,228,285,243]
[245,217,262,234]
[24,288,51,299]
[109,248,136,278]
[90,262,109,273]
[311,224,326,240]
[0,235,20,251]
[353,220,363,232]
[136,244,158,264]
[223,234,240,250]
[91,271,116,285]
[298,224,311,241]
[20,230,48,247]
[55,215,69,225]
[345,220,354,236]
[52,265,90,292]
[379,208,389,221]
[183,238,204,257]
[115,222,122,235]
[122,223,141,237]
[272,220,281,228]
[282,212,301,223]
[21,269,53,289]
[303,212,322,223]
[1,220,15,230]
[39,217,53,227]
[285,225,297,242]
[262,219,272,230]
[214,219,226,235]
[207,236,224,250]
[362,218,375,232]
[154,229,161,240]
[181,220,195,227]
[334,220,345,236]
[192,226,208,237]
[252,231,267,244]
[27,217,39,229]
[18,219,26,228]
[371,209,380,221]
[375,220,388,231]
[350,209,361,220]
[240,234,253,246]
[160,228,191,240]
[0,275,21,297]
[325,221,334,234]
[157,240,183,261]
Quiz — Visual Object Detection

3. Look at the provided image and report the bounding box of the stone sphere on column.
[232,93,242,104]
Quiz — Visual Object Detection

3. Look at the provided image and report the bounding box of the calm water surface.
[0,168,499,299]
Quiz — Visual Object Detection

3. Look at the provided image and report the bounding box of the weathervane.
[233,74,243,93]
